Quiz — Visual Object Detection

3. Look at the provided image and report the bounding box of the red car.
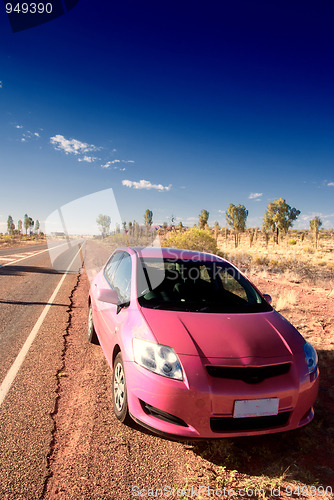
[88,246,319,438]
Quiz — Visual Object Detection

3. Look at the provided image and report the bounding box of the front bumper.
[124,355,319,439]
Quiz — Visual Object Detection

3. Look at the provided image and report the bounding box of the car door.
[92,251,123,356]
[95,251,132,365]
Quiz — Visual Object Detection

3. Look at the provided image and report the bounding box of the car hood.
[140,308,302,363]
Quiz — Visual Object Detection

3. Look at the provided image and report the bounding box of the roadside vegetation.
[0,213,45,248]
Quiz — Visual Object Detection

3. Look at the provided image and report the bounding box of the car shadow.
[0,265,78,276]
[0,299,68,307]
[0,265,63,276]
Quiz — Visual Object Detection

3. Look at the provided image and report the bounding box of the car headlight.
[133,338,183,381]
[303,342,318,373]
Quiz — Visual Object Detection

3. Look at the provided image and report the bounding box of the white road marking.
[9,253,38,258]
[0,248,50,268]
[0,246,82,408]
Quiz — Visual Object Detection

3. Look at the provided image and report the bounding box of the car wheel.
[112,353,131,424]
[88,304,99,344]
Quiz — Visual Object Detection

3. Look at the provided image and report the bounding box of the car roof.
[120,246,228,263]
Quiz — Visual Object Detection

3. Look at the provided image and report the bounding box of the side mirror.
[262,294,272,304]
[96,287,119,304]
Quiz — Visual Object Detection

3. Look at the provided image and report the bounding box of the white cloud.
[328,182,334,187]
[122,179,172,192]
[101,161,111,169]
[16,127,41,142]
[101,160,126,171]
[50,134,99,156]
[78,156,97,163]
[249,192,263,200]
[0,81,2,88]
[22,131,40,141]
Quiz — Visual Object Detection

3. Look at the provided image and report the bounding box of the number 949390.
[6,3,53,14]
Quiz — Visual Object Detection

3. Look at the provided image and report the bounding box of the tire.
[87,303,99,344]
[112,353,131,424]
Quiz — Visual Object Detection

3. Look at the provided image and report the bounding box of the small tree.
[199,209,209,229]
[263,230,270,248]
[309,216,322,249]
[7,215,15,235]
[263,198,300,244]
[225,204,248,247]
[29,218,34,234]
[24,213,30,235]
[18,219,23,234]
[178,221,183,230]
[249,228,255,247]
[96,214,111,237]
[213,221,220,242]
[144,209,153,227]
[35,220,40,234]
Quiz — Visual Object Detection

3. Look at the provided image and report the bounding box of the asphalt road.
[0,243,83,499]
[0,242,188,500]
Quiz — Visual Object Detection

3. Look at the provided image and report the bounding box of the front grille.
[206,363,291,384]
[140,400,188,427]
[211,412,291,432]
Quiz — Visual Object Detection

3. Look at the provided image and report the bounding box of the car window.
[138,258,271,313]
[104,251,124,286]
[218,268,248,301]
[112,253,132,304]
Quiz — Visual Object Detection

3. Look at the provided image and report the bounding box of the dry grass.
[0,234,46,248]
[274,289,298,312]
[216,229,334,288]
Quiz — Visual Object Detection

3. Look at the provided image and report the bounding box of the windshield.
[137,258,272,313]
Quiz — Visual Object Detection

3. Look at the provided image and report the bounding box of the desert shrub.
[269,258,281,269]
[162,227,217,254]
[288,239,297,245]
[303,245,314,254]
[275,290,298,311]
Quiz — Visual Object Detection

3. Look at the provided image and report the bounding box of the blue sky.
[1,0,334,234]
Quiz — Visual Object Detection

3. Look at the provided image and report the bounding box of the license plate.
[233,398,279,418]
